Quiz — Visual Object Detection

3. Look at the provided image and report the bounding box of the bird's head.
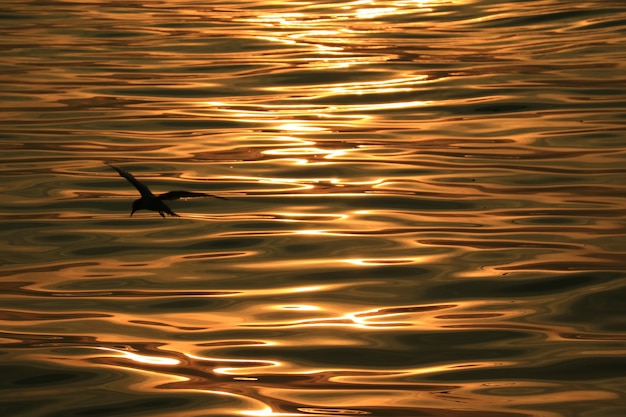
[130,199,144,217]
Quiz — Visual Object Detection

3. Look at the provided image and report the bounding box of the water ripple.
[2,0,626,416]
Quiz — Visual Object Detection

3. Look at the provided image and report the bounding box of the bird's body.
[107,163,225,217]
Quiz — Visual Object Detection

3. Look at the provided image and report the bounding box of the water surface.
[1,1,626,416]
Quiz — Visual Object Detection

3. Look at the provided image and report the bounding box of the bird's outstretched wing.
[107,163,154,198]
[158,191,228,201]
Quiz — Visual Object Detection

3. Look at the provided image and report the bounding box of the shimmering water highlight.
[1,1,626,417]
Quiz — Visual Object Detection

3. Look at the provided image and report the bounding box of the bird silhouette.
[107,163,226,218]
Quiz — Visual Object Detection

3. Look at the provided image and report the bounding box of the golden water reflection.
[3,0,626,416]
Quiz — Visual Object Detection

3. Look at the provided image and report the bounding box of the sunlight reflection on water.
[2,0,626,416]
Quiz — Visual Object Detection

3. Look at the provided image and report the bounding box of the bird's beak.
[130,210,135,217]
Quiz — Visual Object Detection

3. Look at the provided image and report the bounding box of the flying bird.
[107,163,226,218]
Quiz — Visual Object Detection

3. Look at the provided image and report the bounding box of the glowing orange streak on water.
[240,407,307,417]
[237,253,445,270]
[94,347,180,365]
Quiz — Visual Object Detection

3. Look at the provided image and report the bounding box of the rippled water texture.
[2,1,626,416]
